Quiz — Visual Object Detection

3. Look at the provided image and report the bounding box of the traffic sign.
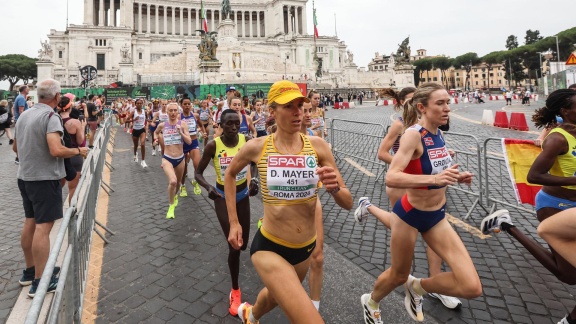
[566,53,576,65]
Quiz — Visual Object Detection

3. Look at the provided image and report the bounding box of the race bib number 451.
[267,155,319,200]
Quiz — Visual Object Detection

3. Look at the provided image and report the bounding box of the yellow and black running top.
[257,133,320,206]
[213,134,248,186]
[547,128,576,190]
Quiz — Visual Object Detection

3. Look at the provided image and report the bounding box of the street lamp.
[461,61,472,91]
[284,52,290,79]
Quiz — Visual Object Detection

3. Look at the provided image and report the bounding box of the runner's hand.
[228,221,243,250]
[435,164,460,186]
[78,147,89,158]
[316,166,338,191]
[458,171,474,185]
[207,186,222,200]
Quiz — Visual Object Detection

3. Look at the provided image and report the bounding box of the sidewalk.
[85,129,439,323]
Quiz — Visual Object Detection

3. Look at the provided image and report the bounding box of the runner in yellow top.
[225,81,352,324]
[195,109,256,317]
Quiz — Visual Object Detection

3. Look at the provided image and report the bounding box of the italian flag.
[201,0,208,32]
[313,9,319,38]
[502,138,542,206]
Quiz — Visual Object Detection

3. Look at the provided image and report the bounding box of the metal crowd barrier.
[25,115,116,324]
[483,138,536,215]
[443,132,489,219]
[328,118,389,182]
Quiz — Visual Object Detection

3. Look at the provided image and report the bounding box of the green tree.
[525,30,543,45]
[430,56,454,88]
[412,58,433,85]
[453,52,481,90]
[0,54,37,90]
[505,35,519,50]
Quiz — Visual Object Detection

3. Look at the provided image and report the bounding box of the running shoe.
[257,217,263,229]
[360,293,383,324]
[480,209,512,235]
[229,288,241,316]
[354,197,372,224]
[180,185,188,197]
[404,275,424,322]
[428,293,462,310]
[133,155,138,163]
[192,180,201,195]
[237,302,258,324]
[558,315,570,324]
[151,150,156,156]
[9,139,14,145]
[174,194,179,207]
[141,160,148,168]
[157,146,161,152]
[15,157,19,165]
[19,266,61,286]
[166,204,176,219]
[28,277,58,298]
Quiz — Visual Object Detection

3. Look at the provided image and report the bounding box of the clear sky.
[1,0,574,89]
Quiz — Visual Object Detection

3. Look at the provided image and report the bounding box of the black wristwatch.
[77,147,81,156]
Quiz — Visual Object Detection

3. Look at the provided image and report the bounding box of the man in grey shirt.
[12,79,88,297]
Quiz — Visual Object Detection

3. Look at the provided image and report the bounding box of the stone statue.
[197,31,219,61]
[120,43,132,63]
[394,36,411,65]
[315,57,323,79]
[38,40,53,61]
[232,53,241,69]
[347,50,354,64]
[222,0,231,20]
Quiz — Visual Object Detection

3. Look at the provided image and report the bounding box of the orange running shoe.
[237,302,259,324]
[229,288,241,316]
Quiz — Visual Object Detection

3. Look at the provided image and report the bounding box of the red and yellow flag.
[501,138,542,206]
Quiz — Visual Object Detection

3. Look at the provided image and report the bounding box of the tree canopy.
[0,54,37,91]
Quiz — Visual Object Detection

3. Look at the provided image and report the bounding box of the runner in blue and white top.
[179,97,207,197]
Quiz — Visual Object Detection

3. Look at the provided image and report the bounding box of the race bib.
[266,155,319,200]
[163,127,182,146]
[427,147,453,174]
[219,156,248,182]
[185,117,197,136]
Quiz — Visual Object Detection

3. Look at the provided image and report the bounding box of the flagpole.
[313,0,317,82]
[334,13,337,37]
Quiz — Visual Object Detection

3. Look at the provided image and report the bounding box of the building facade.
[37,0,414,90]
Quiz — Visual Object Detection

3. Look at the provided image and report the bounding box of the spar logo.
[428,147,448,160]
[268,155,306,168]
[220,157,233,165]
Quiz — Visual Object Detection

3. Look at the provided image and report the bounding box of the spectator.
[86,95,99,148]
[0,100,14,144]
[505,91,512,106]
[13,79,88,297]
[12,85,29,164]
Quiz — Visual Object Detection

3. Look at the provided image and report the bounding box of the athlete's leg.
[309,199,324,308]
[250,252,323,323]
[420,219,482,299]
[190,148,201,170]
[162,160,179,205]
[139,131,146,161]
[131,134,138,156]
[181,153,190,186]
[371,213,418,302]
[426,246,443,277]
[538,208,576,269]
[504,208,576,284]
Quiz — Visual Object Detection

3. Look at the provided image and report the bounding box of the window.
[433,77,437,81]
[139,52,142,60]
[96,54,105,70]
[58,51,63,59]
[491,80,494,84]
[456,78,460,82]
[489,73,494,77]
[475,81,478,85]
[474,69,477,72]
[456,73,459,76]
[474,74,478,78]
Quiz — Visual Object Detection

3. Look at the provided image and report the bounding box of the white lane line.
[344,158,375,177]
[446,213,492,240]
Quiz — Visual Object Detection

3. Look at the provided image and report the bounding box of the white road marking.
[446,213,491,239]
[344,158,375,177]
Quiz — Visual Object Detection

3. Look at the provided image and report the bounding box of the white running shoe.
[428,293,462,310]
[141,160,148,168]
[151,150,156,156]
[480,209,512,235]
[354,197,372,224]
[558,315,570,324]
[157,146,161,152]
[360,293,383,324]
[404,275,424,322]
[133,155,138,163]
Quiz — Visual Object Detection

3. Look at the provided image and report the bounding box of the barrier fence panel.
[25,115,115,324]
[443,132,488,220]
[483,137,536,215]
[328,118,388,181]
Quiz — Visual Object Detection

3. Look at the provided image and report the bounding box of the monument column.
[180,7,184,35]
[164,6,168,35]
[234,11,238,35]
[172,7,176,35]
[301,8,307,35]
[147,5,151,32]
[155,6,159,34]
[110,0,115,26]
[241,11,246,37]
[256,11,260,37]
[99,0,105,26]
[195,8,199,36]
[211,10,215,32]
[84,0,94,25]
[295,7,299,35]
[187,8,192,35]
[138,3,142,33]
[289,6,293,36]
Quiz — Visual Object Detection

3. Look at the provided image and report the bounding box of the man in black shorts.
[13,79,88,297]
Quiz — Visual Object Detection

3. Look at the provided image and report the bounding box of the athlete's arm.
[195,140,221,200]
[225,137,265,250]
[153,123,164,144]
[377,119,403,164]
[180,122,192,145]
[195,113,208,138]
[311,137,353,210]
[528,133,576,186]
[125,111,135,123]
[247,115,257,138]
[386,130,459,188]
